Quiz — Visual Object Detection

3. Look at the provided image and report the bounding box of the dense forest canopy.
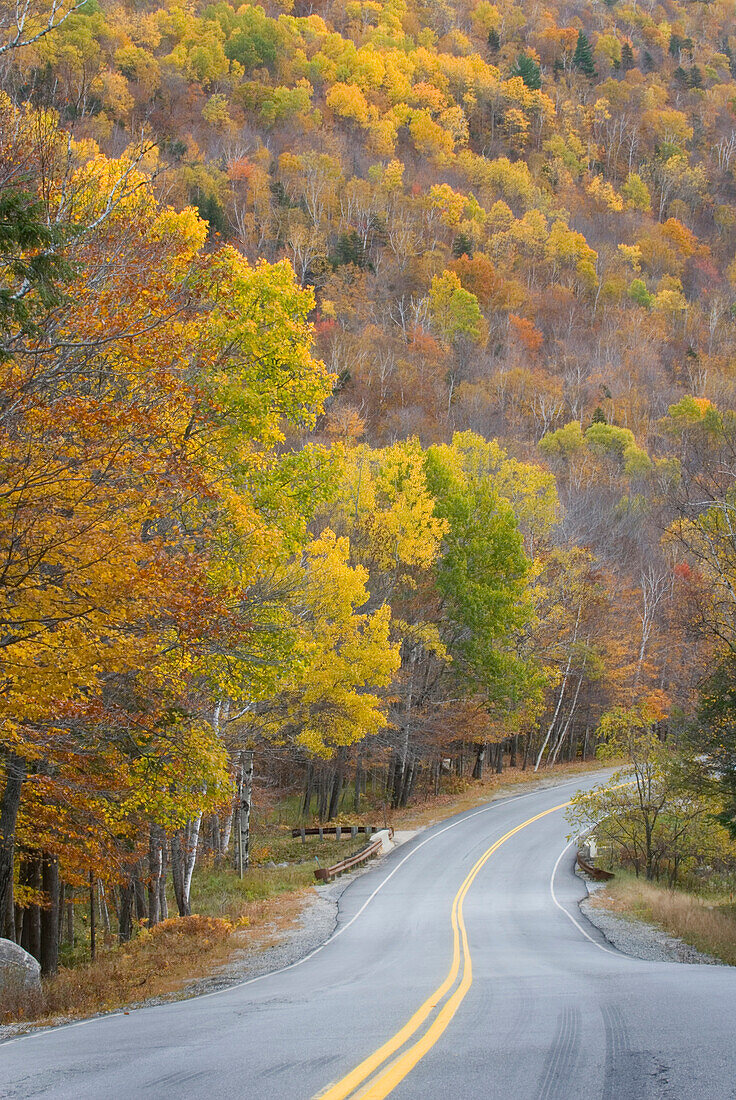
[2,0,736,970]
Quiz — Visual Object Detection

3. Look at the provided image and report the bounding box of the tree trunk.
[510,735,518,768]
[219,811,233,864]
[170,832,186,918]
[472,743,485,780]
[318,766,329,822]
[210,815,221,861]
[20,855,41,961]
[392,748,406,808]
[182,814,202,905]
[535,607,580,771]
[172,813,202,916]
[233,750,254,875]
[534,658,571,770]
[40,853,59,976]
[0,752,25,940]
[302,762,314,819]
[328,748,345,821]
[65,892,74,946]
[98,880,111,933]
[90,873,96,960]
[400,756,417,807]
[58,882,65,944]
[645,820,654,881]
[133,862,147,923]
[158,838,168,921]
[148,824,164,927]
[354,754,363,814]
[118,880,134,943]
[550,669,585,765]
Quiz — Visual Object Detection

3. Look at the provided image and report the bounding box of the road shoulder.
[579,883,723,965]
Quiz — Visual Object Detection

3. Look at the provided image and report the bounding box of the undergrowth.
[5,916,234,1024]
[591,873,736,967]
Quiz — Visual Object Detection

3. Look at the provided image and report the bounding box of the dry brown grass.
[590,875,736,966]
[5,916,235,1027]
[6,890,319,1031]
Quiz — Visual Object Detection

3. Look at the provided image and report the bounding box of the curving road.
[3,773,736,1099]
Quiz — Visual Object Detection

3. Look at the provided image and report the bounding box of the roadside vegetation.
[567,705,736,966]
[587,874,736,968]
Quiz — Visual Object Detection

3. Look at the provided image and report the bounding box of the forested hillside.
[2,0,736,978]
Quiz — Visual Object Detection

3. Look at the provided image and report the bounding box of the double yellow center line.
[316,799,571,1100]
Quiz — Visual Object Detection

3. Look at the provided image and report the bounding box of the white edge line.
[550,840,623,958]
[4,774,603,1047]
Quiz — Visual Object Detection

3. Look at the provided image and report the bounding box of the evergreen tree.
[669,33,685,57]
[487,28,500,51]
[572,31,597,78]
[332,230,367,268]
[591,406,607,426]
[511,52,542,90]
[621,41,635,70]
[722,40,736,76]
[452,232,474,259]
[642,50,655,72]
[191,188,227,236]
[687,65,703,88]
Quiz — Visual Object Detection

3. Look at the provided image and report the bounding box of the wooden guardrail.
[291,824,382,841]
[577,852,615,881]
[314,836,386,882]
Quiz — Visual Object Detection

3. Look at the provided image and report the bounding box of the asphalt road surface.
[3,772,736,1099]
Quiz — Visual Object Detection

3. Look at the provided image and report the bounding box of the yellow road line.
[316,800,571,1100]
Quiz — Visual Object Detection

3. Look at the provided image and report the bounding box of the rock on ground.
[0,937,42,994]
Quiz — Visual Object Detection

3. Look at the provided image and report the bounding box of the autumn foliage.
[2,0,736,981]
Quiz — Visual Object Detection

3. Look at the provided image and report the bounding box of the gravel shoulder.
[579,880,723,966]
[188,830,419,995]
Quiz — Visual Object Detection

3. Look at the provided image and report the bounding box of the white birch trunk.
[535,606,581,771]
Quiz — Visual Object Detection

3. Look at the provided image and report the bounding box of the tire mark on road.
[538,1005,580,1100]
[601,1003,646,1100]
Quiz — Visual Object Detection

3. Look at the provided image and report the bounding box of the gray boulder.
[0,938,41,998]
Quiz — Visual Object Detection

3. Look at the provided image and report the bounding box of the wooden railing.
[314,835,388,882]
[291,824,382,840]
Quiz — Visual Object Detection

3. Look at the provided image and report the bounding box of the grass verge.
[588,873,736,966]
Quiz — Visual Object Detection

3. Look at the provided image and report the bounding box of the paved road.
[3,773,736,1099]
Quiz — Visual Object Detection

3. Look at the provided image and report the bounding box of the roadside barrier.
[291,824,382,841]
[314,838,382,882]
[313,829,394,882]
[576,851,615,881]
